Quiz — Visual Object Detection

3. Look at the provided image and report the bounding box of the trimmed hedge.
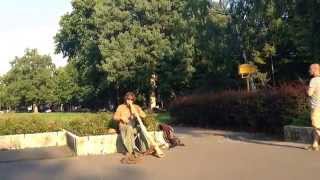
[169,83,310,134]
[0,113,159,136]
[143,115,159,131]
[65,114,159,136]
[0,115,62,135]
[65,113,111,136]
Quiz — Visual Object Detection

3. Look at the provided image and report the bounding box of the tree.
[55,62,95,111]
[55,0,105,105]
[3,49,56,112]
[55,0,236,107]
[96,0,174,103]
[0,76,5,110]
[55,64,80,111]
[229,0,320,83]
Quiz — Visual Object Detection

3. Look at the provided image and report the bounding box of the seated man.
[113,92,152,161]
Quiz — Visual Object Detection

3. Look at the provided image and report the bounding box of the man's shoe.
[120,157,137,164]
[143,148,155,156]
[153,151,165,158]
[133,152,143,162]
[120,153,141,164]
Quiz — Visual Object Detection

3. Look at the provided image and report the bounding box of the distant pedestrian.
[307,64,320,151]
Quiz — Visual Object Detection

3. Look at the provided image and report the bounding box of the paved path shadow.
[0,146,74,163]
[174,127,307,150]
[0,127,319,180]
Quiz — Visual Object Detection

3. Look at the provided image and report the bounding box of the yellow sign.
[238,64,257,75]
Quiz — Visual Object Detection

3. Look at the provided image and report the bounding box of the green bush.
[0,113,111,136]
[290,111,311,126]
[143,115,158,131]
[65,113,159,136]
[169,83,310,135]
[64,113,111,136]
[0,115,62,135]
[154,112,172,124]
[0,112,162,136]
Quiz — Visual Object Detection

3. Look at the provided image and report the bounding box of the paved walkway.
[0,127,319,180]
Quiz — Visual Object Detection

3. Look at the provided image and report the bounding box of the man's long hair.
[124,92,136,102]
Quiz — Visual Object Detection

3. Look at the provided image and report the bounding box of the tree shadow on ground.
[0,146,75,163]
[173,127,307,150]
[0,154,146,180]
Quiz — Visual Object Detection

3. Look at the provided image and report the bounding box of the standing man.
[307,64,320,151]
[113,92,151,160]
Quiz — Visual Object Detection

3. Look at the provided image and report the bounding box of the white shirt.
[308,76,320,108]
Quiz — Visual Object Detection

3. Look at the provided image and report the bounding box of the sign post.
[238,64,257,92]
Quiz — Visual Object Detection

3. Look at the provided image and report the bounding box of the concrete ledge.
[0,129,169,156]
[0,131,66,150]
[66,131,168,156]
[284,125,313,144]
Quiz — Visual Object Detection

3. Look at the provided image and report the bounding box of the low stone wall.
[284,125,314,144]
[0,129,169,156]
[66,131,168,156]
[66,131,124,156]
[0,131,66,150]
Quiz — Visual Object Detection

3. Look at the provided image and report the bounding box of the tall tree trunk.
[149,74,157,111]
[149,92,157,110]
[33,103,39,113]
[271,56,275,86]
[60,104,64,112]
[116,85,120,106]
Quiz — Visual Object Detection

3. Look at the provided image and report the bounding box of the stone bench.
[66,131,168,156]
[0,131,66,150]
[284,125,314,144]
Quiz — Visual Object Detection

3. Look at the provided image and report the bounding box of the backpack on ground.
[158,123,185,148]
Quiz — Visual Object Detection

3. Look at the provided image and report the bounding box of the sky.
[0,0,220,75]
[0,0,72,75]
